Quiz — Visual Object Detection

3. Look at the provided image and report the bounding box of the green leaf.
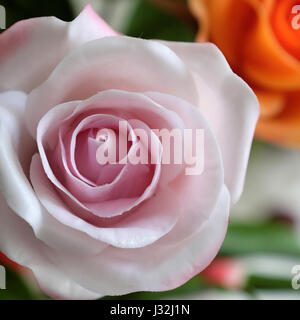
[220,221,300,257]
[0,267,46,300]
[247,275,292,290]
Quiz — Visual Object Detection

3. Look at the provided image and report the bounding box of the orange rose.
[189,0,300,147]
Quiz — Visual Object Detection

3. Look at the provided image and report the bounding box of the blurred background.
[1,0,300,300]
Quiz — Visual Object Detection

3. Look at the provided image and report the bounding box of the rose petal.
[45,186,230,296]
[0,96,108,255]
[30,154,181,248]
[162,41,259,204]
[25,36,198,137]
[256,91,300,147]
[143,92,225,243]
[0,193,102,299]
[0,91,34,174]
[243,0,300,90]
[0,4,118,93]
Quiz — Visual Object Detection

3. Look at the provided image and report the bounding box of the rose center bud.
[96,131,109,143]
[95,128,118,166]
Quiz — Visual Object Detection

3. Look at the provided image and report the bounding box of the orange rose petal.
[255,89,285,118]
[256,92,300,147]
[243,0,300,90]
[190,0,258,68]
[188,0,210,41]
[271,0,300,61]
[190,0,300,147]
[191,0,300,89]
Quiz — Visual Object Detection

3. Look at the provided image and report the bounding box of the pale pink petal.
[0,193,102,299]
[144,92,225,243]
[37,98,162,219]
[25,37,198,137]
[62,90,186,185]
[0,91,34,174]
[75,132,124,185]
[36,90,183,219]
[0,5,118,93]
[163,41,259,205]
[45,186,230,296]
[58,115,156,205]
[30,155,181,248]
[0,96,108,255]
[34,90,223,247]
[67,114,126,185]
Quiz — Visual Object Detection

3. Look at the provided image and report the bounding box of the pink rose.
[0,5,259,299]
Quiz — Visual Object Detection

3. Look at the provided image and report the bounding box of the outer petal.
[0,91,34,174]
[0,4,118,93]
[0,193,102,300]
[0,93,108,256]
[163,41,259,204]
[144,91,224,243]
[45,186,230,296]
[25,36,198,137]
[30,154,181,248]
